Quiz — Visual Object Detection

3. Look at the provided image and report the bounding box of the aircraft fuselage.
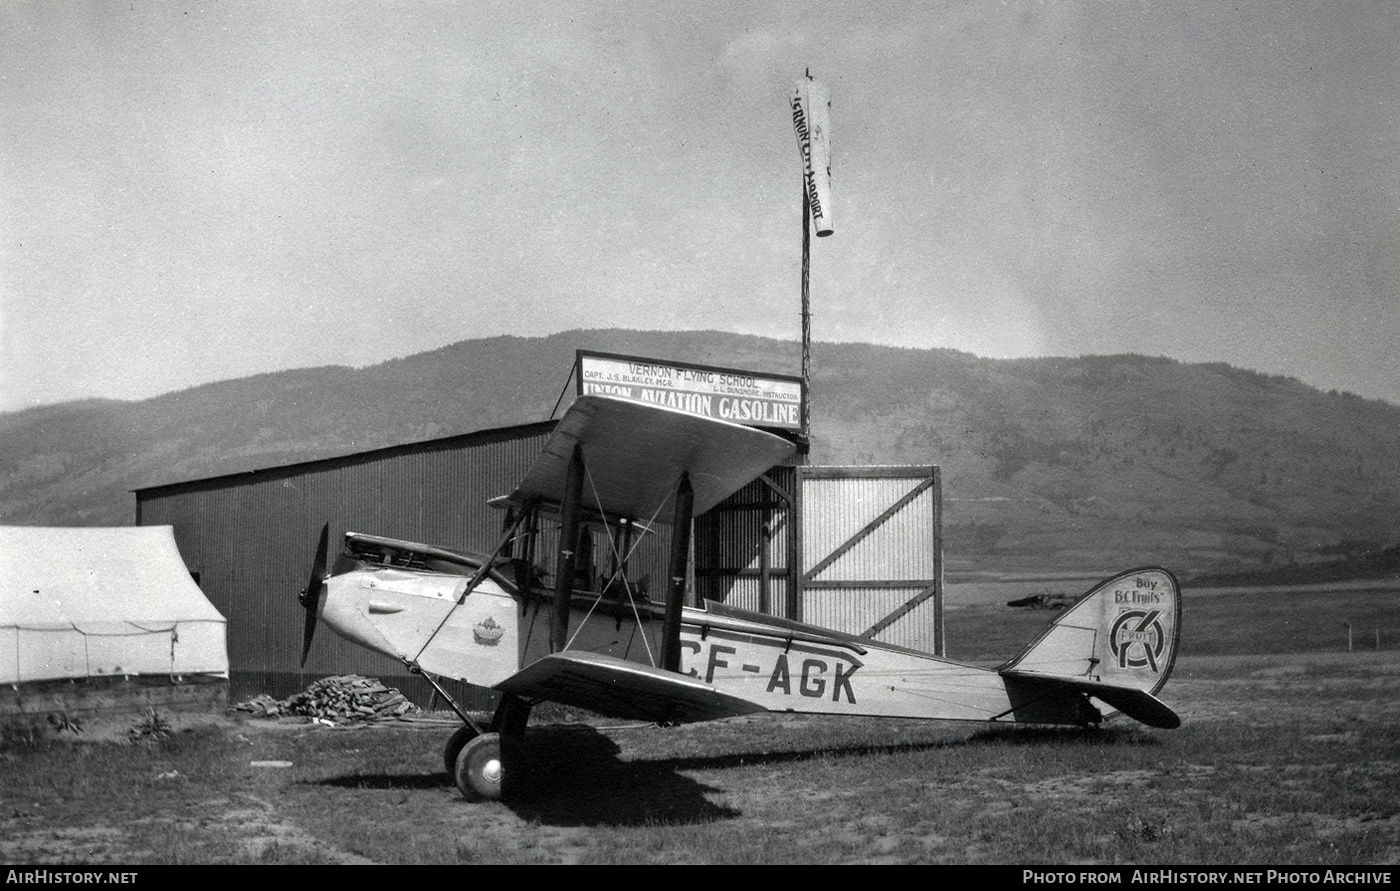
[318,563,1076,725]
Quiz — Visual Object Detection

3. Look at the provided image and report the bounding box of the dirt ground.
[4,651,1399,865]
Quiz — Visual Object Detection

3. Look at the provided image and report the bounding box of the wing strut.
[661,471,694,672]
[409,507,533,665]
[550,444,585,653]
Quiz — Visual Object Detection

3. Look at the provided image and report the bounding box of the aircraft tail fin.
[999,567,1181,698]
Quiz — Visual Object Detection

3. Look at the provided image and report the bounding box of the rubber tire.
[454,732,504,802]
[443,724,480,776]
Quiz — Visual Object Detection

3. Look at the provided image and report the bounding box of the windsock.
[791,79,833,236]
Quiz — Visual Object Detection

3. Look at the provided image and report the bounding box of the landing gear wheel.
[443,724,480,776]
[454,732,503,802]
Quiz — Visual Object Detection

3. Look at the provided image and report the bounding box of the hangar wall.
[135,421,565,706]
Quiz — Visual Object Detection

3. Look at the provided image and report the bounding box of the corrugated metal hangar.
[135,351,944,707]
[136,420,559,705]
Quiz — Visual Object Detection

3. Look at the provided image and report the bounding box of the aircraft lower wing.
[495,651,767,725]
[1001,671,1181,729]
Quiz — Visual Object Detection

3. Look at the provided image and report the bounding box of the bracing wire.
[562,464,671,666]
[549,362,577,420]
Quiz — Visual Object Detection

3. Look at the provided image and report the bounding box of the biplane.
[298,394,1181,801]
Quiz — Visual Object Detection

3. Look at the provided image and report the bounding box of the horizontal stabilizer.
[1002,671,1181,729]
[495,651,766,725]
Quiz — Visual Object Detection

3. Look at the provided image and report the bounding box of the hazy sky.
[3,1,1397,412]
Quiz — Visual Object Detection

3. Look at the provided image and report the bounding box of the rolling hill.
[4,329,1399,579]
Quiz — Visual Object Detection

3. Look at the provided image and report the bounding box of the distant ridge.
[3,329,1399,579]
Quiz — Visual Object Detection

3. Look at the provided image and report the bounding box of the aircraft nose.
[319,574,401,660]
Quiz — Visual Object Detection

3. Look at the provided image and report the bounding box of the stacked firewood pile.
[236,675,420,724]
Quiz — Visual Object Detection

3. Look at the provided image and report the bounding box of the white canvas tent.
[1,526,228,685]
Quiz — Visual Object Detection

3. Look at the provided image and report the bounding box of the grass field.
[945,578,1400,661]
[2,582,1398,865]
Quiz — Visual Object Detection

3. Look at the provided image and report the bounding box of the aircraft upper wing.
[495,651,767,724]
[495,394,799,521]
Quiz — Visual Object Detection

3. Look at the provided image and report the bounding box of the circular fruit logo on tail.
[1109,609,1167,671]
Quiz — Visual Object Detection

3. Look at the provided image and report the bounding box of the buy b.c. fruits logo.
[1109,609,1167,671]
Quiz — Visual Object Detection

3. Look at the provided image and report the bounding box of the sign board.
[791,79,833,236]
[576,351,804,433]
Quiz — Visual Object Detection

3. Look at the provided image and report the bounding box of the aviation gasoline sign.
[576,350,804,433]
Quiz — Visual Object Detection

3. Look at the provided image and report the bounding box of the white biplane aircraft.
[298,395,1181,801]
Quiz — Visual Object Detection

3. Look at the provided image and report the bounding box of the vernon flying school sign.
[576,351,804,432]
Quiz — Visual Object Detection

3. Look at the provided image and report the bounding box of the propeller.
[299,523,330,668]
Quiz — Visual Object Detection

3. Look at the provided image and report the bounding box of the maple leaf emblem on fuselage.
[473,616,504,646]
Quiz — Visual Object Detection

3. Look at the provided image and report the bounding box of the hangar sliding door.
[694,466,797,619]
[798,466,944,656]
[695,465,943,657]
